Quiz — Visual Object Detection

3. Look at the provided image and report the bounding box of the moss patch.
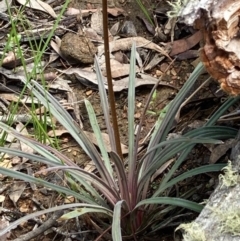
[219,161,239,189]
[176,222,206,241]
[167,0,191,17]
[219,209,240,236]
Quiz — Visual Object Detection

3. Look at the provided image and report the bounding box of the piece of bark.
[179,0,240,95]
[12,211,63,241]
[177,132,240,241]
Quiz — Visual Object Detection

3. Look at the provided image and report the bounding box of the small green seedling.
[147,90,168,116]
[147,89,167,116]
[5,33,22,58]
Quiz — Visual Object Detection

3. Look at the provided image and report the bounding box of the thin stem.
[102,0,123,160]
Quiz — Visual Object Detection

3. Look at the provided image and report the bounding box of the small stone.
[64,196,75,204]
[86,90,93,96]
[134,112,141,119]
[137,102,142,108]
[160,63,169,72]
[156,70,162,77]
[60,33,97,64]
[171,68,177,76]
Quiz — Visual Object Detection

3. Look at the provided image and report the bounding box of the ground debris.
[180,0,240,95]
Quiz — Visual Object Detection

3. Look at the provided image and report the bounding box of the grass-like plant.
[0,46,238,239]
[0,0,69,145]
[0,0,239,239]
[135,0,154,25]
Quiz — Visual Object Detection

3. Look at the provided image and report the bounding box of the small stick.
[11,211,64,241]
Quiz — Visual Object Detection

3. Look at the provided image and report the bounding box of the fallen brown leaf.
[17,0,57,18]
[101,59,139,78]
[9,181,26,204]
[168,31,202,56]
[59,68,177,92]
[16,122,34,162]
[84,131,129,154]
[98,36,171,60]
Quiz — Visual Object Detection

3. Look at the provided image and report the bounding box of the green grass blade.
[110,152,130,206]
[0,121,119,206]
[148,102,171,149]
[0,122,64,164]
[146,126,237,181]
[154,126,236,189]
[137,125,237,200]
[112,200,125,241]
[153,164,225,197]
[60,207,113,220]
[28,80,97,156]
[128,42,137,205]
[85,99,114,178]
[0,166,98,204]
[138,137,223,190]
[145,62,204,168]
[152,62,204,142]
[21,79,116,187]
[0,203,112,237]
[136,197,203,213]
[95,56,116,151]
[206,97,240,126]
[135,0,153,25]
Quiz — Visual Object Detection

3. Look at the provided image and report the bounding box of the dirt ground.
[0,0,239,240]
